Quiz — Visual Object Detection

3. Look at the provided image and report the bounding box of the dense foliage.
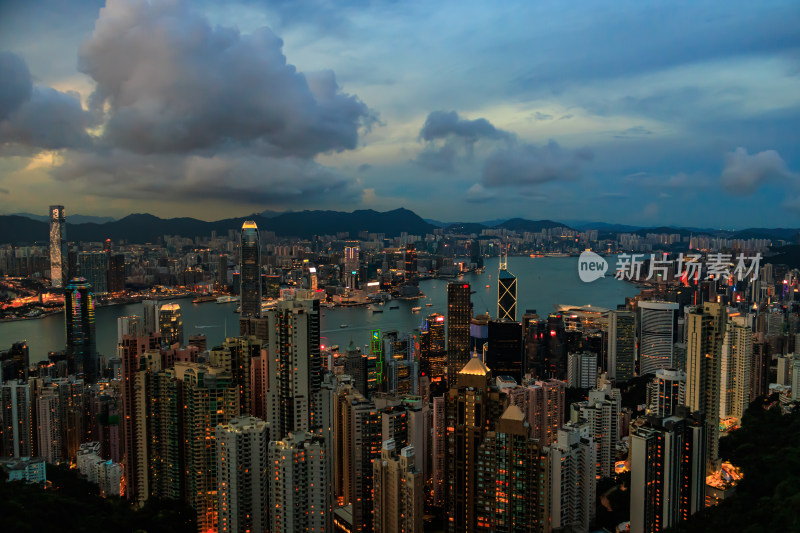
[0,465,196,533]
[669,396,800,532]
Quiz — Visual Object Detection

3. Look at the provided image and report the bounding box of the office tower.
[49,205,67,288]
[446,356,503,532]
[108,253,125,292]
[506,379,564,447]
[720,315,752,421]
[337,386,381,533]
[497,257,517,321]
[607,310,635,382]
[648,368,686,417]
[344,341,367,397]
[639,301,679,375]
[65,278,98,383]
[344,242,359,289]
[159,303,184,347]
[404,243,418,285]
[446,282,472,385]
[685,302,726,474]
[1,381,31,458]
[476,404,543,532]
[546,421,596,532]
[216,416,269,533]
[78,251,109,294]
[387,358,417,396]
[142,300,159,335]
[1,341,30,382]
[36,386,62,464]
[266,298,321,440]
[240,221,262,318]
[270,431,331,533]
[373,441,424,533]
[420,313,447,381]
[485,319,523,382]
[217,254,228,288]
[567,352,597,388]
[264,274,280,299]
[182,364,239,532]
[630,410,706,533]
[572,382,621,479]
[470,313,490,355]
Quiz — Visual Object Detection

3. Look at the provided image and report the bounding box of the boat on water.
[216,295,240,304]
[485,284,490,288]
[389,304,399,309]
[425,303,433,307]
[411,306,421,313]
[192,294,217,304]
[369,305,384,313]
[340,324,349,328]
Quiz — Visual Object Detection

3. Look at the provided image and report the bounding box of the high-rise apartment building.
[607,310,635,382]
[49,205,66,288]
[65,278,98,383]
[431,395,447,508]
[648,368,686,417]
[1,381,31,458]
[373,440,424,533]
[505,379,565,447]
[159,303,183,347]
[567,351,597,388]
[720,315,752,421]
[572,382,621,479]
[685,302,726,474]
[266,298,321,440]
[546,421,596,532]
[240,221,262,318]
[216,416,270,533]
[639,302,679,375]
[446,282,472,385]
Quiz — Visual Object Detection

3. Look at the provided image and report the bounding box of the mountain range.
[2,209,798,245]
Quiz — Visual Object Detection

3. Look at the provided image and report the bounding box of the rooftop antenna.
[499,238,508,271]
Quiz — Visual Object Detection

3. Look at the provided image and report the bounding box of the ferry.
[425,303,433,307]
[340,324,349,328]
[368,304,384,313]
[411,306,421,313]
[192,294,217,304]
[216,295,240,304]
[389,304,399,310]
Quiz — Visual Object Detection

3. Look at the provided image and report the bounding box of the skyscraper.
[639,301,679,375]
[78,251,109,294]
[64,278,98,383]
[372,440,424,533]
[420,313,446,380]
[567,352,597,388]
[446,282,472,385]
[505,379,565,447]
[266,298,321,440]
[159,303,184,347]
[216,416,270,533]
[546,421,596,532]
[1,381,31,458]
[630,410,706,533]
[497,270,517,322]
[685,302,726,474]
[239,221,262,318]
[648,368,686,417]
[607,310,635,382]
[344,242,359,290]
[485,319,523,382]
[49,205,66,289]
[720,315,752,421]
[572,382,621,479]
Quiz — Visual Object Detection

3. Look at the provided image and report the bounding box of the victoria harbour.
[0,256,637,364]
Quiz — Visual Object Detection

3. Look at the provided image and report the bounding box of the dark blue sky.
[0,0,798,227]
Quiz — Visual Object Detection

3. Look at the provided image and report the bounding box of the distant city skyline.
[0,0,798,226]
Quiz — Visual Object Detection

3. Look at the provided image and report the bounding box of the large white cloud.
[720,147,798,194]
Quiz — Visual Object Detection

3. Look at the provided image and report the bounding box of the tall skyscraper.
[141,300,159,335]
[239,221,262,318]
[420,313,447,380]
[572,382,621,479]
[65,278,98,383]
[505,379,565,447]
[607,310,635,382]
[108,253,125,292]
[159,303,183,347]
[648,368,686,417]
[446,356,503,532]
[567,351,597,388]
[720,315,752,421]
[497,267,517,322]
[546,421,596,532]
[344,242,359,290]
[685,302,726,474]
[1,381,31,458]
[266,298,321,440]
[216,416,270,533]
[446,282,472,385]
[78,251,109,294]
[49,205,66,288]
[485,319,523,382]
[270,431,332,533]
[372,440,424,533]
[639,301,679,375]
[630,410,706,533]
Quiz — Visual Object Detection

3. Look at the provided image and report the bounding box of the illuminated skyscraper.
[446,282,472,385]
[607,310,635,382]
[420,313,447,380]
[159,303,183,347]
[216,416,270,533]
[240,221,262,318]
[266,298,321,440]
[505,378,565,447]
[648,368,686,417]
[344,242,360,290]
[49,205,66,288]
[1,381,31,458]
[404,243,418,285]
[685,302,726,474]
[639,301,679,375]
[720,315,752,421]
[64,278,97,383]
[497,251,517,321]
[78,251,109,294]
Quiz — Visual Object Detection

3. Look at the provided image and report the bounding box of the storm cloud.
[482,141,592,187]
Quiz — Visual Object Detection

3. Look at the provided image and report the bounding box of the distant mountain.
[495,218,573,232]
[9,212,117,224]
[445,222,487,235]
[0,208,435,244]
[560,220,643,232]
[731,228,800,242]
[424,218,448,228]
[257,209,286,219]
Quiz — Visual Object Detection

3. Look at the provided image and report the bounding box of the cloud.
[613,125,653,139]
[482,140,592,188]
[419,110,513,143]
[51,149,358,205]
[465,183,495,203]
[599,192,627,199]
[0,52,94,149]
[719,147,798,194]
[357,163,372,173]
[78,0,375,156]
[533,111,553,121]
[414,143,457,173]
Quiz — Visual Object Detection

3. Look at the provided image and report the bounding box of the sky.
[0,0,798,227]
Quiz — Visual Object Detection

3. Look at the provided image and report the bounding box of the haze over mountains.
[2,209,799,245]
